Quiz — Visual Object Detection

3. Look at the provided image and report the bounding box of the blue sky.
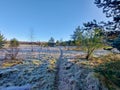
[0,0,109,41]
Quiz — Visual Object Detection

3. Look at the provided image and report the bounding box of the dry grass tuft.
[2,60,23,68]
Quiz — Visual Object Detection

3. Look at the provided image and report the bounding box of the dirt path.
[54,48,63,90]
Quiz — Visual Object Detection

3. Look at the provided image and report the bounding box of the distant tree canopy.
[0,33,6,49]
[67,40,75,46]
[61,41,67,46]
[95,0,120,30]
[5,38,20,60]
[56,40,60,46]
[9,38,19,47]
[71,26,83,46]
[71,26,83,41]
[48,37,55,47]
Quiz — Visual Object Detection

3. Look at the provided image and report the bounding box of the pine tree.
[0,33,6,49]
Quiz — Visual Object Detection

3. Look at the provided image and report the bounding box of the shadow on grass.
[94,60,120,90]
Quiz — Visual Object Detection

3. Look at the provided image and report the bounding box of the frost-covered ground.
[0,47,60,90]
[0,47,110,90]
[0,55,59,90]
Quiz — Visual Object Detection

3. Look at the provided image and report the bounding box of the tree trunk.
[86,48,95,60]
[86,53,90,60]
